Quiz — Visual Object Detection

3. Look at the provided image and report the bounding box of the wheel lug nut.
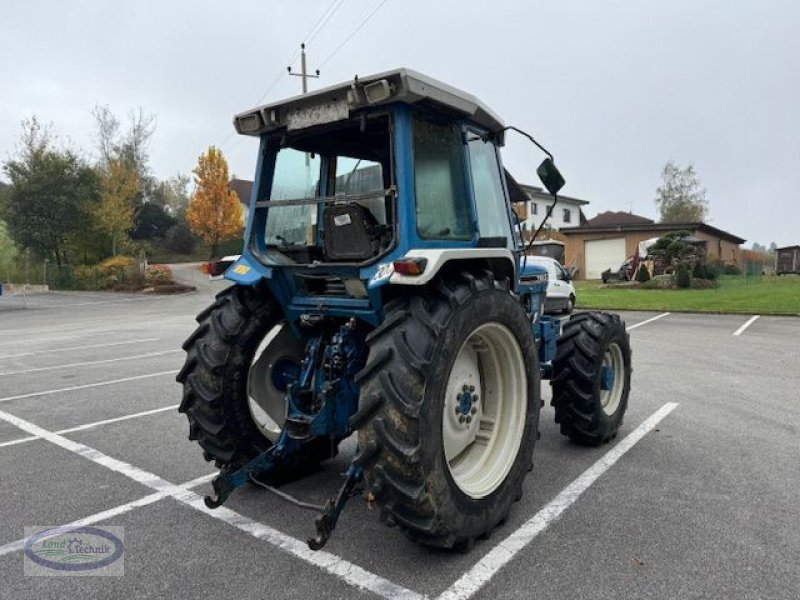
[455,405,460,414]
[459,415,466,423]
[472,394,479,403]
[470,407,477,415]
[466,415,472,424]
[469,385,475,392]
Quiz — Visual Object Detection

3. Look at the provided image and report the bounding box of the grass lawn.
[575,275,800,315]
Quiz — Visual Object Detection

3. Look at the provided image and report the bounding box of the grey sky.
[2,0,798,246]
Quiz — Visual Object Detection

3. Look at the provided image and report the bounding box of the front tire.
[551,312,631,445]
[564,294,575,315]
[355,273,540,550]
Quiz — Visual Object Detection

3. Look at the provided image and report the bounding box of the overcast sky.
[2,0,798,246]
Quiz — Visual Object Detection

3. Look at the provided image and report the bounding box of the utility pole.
[287,43,320,94]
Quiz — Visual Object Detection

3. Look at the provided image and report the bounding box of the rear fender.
[377,248,515,287]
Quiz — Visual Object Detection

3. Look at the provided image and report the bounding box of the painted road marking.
[0,473,215,557]
[0,404,180,449]
[627,312,670,330]
[0,370,179,404]
[0,338,159,359]
[733,315,760,336]
[0,349,181,376]
[0,408,423,600]
[438,402,680,600]
[20,296,158,308]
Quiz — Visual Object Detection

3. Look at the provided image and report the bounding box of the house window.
[563,208,571,223]
[530,202,538,215]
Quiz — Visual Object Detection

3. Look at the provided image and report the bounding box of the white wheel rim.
[442,322,528,499]
[247,324,304,442]
[600,342,625,416]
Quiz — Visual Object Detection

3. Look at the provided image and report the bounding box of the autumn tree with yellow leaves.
[185,146,242,258]
[94,158,138,256]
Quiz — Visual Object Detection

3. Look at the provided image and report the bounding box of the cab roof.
[233,68,506,137]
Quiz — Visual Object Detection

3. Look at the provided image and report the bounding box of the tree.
[94,159,138,256]
[649,230,700,272]
[2,118,99,265]
[131,202,177,240]
[185,147,242,258]
[92,105,155,204]
[151,174,190,219]
[0,181,9,215]
[655,160,709,223]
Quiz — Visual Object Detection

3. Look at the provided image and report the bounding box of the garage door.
[585,238,626,279]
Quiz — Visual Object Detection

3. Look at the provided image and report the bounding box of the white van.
[524,255,576,314]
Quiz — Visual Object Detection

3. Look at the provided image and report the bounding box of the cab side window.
[466,130,513,248]
[413,118,472,240]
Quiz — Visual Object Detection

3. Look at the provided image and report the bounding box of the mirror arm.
[500,126,554,162]
[525,193,559,255]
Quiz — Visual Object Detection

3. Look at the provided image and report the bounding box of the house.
[560,211,746,279]
[228,179,253,224]
[514,184,588,236]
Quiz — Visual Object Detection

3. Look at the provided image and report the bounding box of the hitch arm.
[307,464,363,550]
[204,447,281,509]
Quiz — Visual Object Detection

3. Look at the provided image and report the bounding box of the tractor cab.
[226,69,547,325]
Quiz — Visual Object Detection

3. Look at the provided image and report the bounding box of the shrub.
[723,263,742,275]
[96,255,143,289]
[692,261,706,279]
[636,264,651,282]
[703,260,721,280]
[73,265,99,290]
[145,264,174,286]
[641,274,675,289]
[676,264,691,288]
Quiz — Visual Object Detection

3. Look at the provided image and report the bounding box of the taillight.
[392,257,427,276]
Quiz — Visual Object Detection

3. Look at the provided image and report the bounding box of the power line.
[319,0,390,68]
[219,1,346,148]
[305,0,346,45]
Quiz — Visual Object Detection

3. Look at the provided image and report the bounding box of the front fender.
[224,255,273,285]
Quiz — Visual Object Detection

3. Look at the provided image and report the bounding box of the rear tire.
[177,285,334,480]
[551,312,631,445]
[356,272,540,550]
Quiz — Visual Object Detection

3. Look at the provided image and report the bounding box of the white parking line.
[438,402,680,600]
[0,350,181,376]
[0,404,180,449]
[21,296,157,308]
[733,315,760,336]
[0,408,423,600]
[0,370,179,404]
[0,472,215,557]
[0,338,159,359]
[627,312,670,330]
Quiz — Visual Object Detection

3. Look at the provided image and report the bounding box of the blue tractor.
[177,69,631,551]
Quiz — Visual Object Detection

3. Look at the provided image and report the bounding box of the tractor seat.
[323,203,385,262]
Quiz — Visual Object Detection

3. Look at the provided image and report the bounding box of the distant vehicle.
[601,259,633,283]
[207,255,239,280]
[524,255,576,314]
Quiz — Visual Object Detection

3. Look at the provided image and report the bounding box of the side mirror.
[537,158,565,196]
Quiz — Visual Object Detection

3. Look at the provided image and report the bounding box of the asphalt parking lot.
[1,288,798,599]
